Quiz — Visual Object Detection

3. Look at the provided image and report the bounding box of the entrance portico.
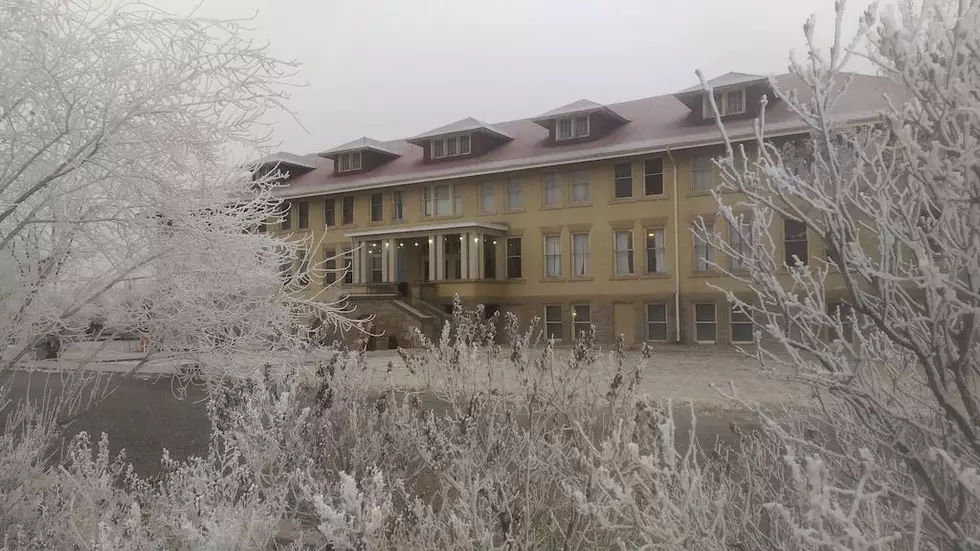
[345,221,508,286]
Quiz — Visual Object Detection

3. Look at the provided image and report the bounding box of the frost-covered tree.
[698,0,980,547]
[0,0,354,388]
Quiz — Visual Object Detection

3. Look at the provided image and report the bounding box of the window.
[729,216,752,271]
[483,236,496,279]
[544,235,562,278]
[828,302,854,342]
[323,254,337,285]
[614,230,634,275]
[423,187,431,217]
[367,241,383,283]
[694,303,717,343]
[454,184,462,215]
[573,305,591,339]
[337,151,362,173]
[556,115,590,141]
[644,159,664,196]
[392,191,404,221]
[730,304,754,343]
[430,135,471,159]
[370,193,383,222]
[342,248,353,284]
[430,184,452,216]
[692,155,715,193]
[645,228,666,274]
[784,219,808,267]
[324,199,335,227]
[542,174,561,207]
[613,163,633,199]
[296,249,311,286]
[702,88,746,118]
[544,305,563,340]
[444,235,462,279]
[506,237,522,279]
[646,304,668,341]
[694,221,713,271]
[280,203,291,230]
[297,202,309,229]
[571,233,589,277]
[571,171,590,203]
[479,182,495,213]
[506,178,523,210]
[341,196,354,225]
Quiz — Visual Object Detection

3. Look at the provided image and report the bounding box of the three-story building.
[255,72,888,346]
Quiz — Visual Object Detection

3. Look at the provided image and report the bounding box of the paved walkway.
[14,341,804,408]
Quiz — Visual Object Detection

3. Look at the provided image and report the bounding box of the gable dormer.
[318,137,401,176]
[407,117,513,163]
[673,72,774,123]
[249,152,317,184]
[532,99,629,145]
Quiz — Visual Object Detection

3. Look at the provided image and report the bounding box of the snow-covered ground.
[17,340,804,407]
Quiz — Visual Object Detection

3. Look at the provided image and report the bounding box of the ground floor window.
[544,305,563,341]
[367,241,383,283]
[572,304,591,339]
[694,303,717,343]
[730,303,754,343]
[828,301,853,342]
[646,303,668,341]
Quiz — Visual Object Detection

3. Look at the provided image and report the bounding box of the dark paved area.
[6,371,760,478]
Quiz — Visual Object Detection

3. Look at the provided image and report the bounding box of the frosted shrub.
[692,0,980,548]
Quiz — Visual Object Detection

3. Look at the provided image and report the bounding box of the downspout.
[666,146,682,344]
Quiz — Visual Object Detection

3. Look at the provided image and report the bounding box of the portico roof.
[345,221,507,240]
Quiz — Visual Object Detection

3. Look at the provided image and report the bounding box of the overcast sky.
[155,0,877,155]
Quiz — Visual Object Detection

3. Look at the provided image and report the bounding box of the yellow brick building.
[255,72,888,346]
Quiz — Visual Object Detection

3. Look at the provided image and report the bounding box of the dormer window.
[703,88,746,118]
[556,115,590,141]
[431,134,471,159]
[337,151,362,172]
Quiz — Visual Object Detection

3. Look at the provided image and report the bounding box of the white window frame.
[694,221,713,272]
[544,305,563,341]
[543,234,562,278]
[430,134,472,159]
[369,192,383,222]
[506,178,523,210]
[702,87,746,118]
[692,155,715,193]
[392,190,404,221]
[646,303,668,341]
[295,249,311,287]
[644,228,666,274]
[694,303,717,344]
[367,241,383,283]
[730,303,755,344]
[571,232,589,278]
[570,170,590,204]
[572,304,592,339]
[424,184,459,217]
[337,151,362,173]
[542,173,561,207]
[479,182,495,213]
[614,230,634,276]
[556,115,590,141]
[729,216,752,271]
[613,162,633,199]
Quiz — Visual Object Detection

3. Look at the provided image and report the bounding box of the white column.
[470,233,482,279]
[381,240,391,282]
[460,233,470,280]
[428,236,437,281]
[435,235,446,280]
[387,240,398,282]
[351,242,362,284]
[359,243,369,284]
